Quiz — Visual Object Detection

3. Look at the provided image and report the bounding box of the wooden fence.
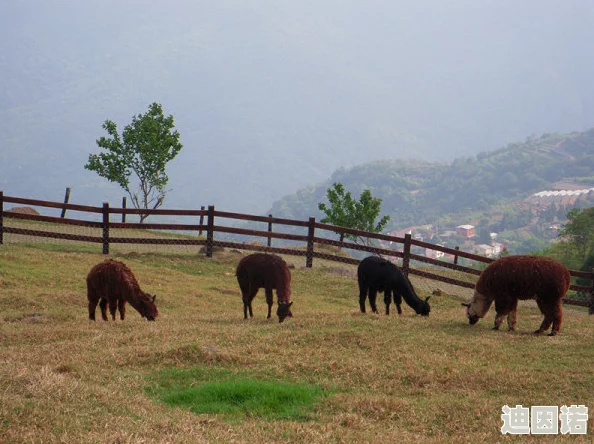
[1,191,592,307]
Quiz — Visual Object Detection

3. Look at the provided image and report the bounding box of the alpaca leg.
[506,299,518,331]
[108,299,118,321]
[99,298,109,321]
[549,300,563,336]
[535,315,553,335]
[534,299,554,335]
[243,294,255,319]
[265,288,273,319]
[369,288,379,314]
[493,312,505,330]
[507,309,517,331]
[384,290,392,315]
[494,297,512,331]
[244,287,258,319]
[393,293,403,315]
[359,285,368,313]
[118,298,126,321]
[88,296,99,321]
[242,297,251,319]
[248,299,254,318]
[239,282,250,319]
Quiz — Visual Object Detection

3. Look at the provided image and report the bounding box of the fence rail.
[1,191,592,307]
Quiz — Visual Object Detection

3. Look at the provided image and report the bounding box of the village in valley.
[383,223,505,262]
[381,185,594,262]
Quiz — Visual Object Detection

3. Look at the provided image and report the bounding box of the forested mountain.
[2,1,594,213]
[269,130,594,253]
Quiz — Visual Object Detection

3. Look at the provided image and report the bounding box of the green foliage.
[559,207,594,262]
[318,182,390,245]
[272,130,594,236]
[541,207,594,281]
[85,102,183,222]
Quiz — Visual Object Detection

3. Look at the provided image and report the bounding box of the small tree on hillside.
[559,207,594,263]
[318,182,390,246]
[85,102,183,223]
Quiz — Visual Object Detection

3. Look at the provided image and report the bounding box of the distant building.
[425,245,445,259]
[456,224,475,238]
[548,224,561,236]
[474,244,496,258]
[491,242,504,256]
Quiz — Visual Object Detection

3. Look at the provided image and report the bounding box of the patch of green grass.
[148,367,328,420]
[13,242,101,254]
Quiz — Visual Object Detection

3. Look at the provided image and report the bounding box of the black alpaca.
[357,255,430,316]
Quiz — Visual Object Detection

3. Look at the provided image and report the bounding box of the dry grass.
[1,243,594,443]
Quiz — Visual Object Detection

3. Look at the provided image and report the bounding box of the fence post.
[402,233,412,276]
[589,268,594,315]
[306,217,315,268]
[0,191,3,245]
[122,197,127,223]
[205,205,215,257]
[102,202,110,255]
[60,187,71,218]
[454,246,460,265]
[267,214,273,247]
[199,206,205,236]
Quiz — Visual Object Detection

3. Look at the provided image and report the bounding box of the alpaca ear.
[152,295,156,303]
[288,302,293,307]
[425,296,431,303]
[461,303,470,307]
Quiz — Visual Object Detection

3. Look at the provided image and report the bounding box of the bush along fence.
[1,191,592,307]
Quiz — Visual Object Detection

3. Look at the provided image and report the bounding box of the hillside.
[269,130,594,253]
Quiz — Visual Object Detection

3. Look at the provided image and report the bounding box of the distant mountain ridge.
[268,129,594,232]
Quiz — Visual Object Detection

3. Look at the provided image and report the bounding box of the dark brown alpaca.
[87,259,158,321]
[463,255,570,336]
[236,253,293,323]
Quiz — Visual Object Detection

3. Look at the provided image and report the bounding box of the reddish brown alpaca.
[87,259,158,321]
[236,253,293,323]
[463,255,570,336]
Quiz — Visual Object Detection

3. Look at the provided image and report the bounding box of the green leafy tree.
[318,182,390,246]
[85,103,183,223]
[559,207,594,262]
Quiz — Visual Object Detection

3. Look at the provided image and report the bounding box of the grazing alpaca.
[236,253,293,323]
[462,255,570,336]
[87,259,158,321]
[357,255,431,316]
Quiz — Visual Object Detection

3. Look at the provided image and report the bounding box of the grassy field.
[1,243,593,443]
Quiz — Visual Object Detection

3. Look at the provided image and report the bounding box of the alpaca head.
[138,293,158,321]
[462,290,490,325]
[418,296,431,316]
[277,301,293,323]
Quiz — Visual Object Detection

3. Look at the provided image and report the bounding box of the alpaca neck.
[277,288,290,304]
[470,291,493,317]
[398,280,425,312]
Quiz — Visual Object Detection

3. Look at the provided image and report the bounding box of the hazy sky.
[2,0,594,212]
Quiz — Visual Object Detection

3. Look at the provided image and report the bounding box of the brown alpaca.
[236,253,293,323]
[87,259,158,321]
[462,255,570,336]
